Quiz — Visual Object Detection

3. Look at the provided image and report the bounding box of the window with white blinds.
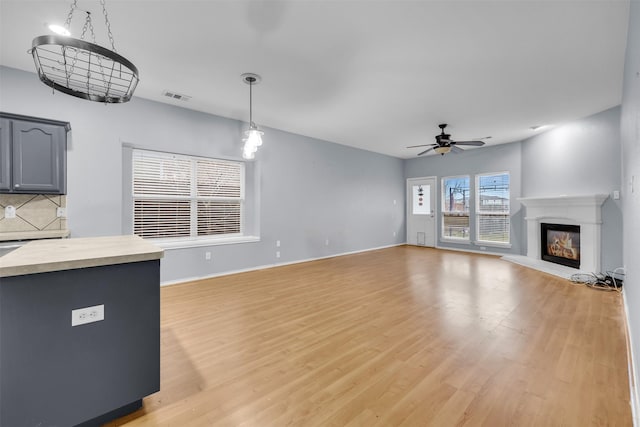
[476,172,510,244]
[132,149,244,239]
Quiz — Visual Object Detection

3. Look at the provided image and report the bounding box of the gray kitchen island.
[0,235,163,426]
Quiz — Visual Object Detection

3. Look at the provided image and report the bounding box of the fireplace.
[541,223,580,269]
[505,195,607,278]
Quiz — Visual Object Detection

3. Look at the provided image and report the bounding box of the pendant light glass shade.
[245,127,263,147]
[241,73,263,160]
[242,147,256,160]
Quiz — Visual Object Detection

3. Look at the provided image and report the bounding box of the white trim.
[474,240,512,249]
[440,238,471,245]
[160,243,404,286]
[154,235,260,250]
[435,244,506,257]
[623,289,640,427]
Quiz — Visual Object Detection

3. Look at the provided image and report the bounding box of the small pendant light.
[241,73,263,160]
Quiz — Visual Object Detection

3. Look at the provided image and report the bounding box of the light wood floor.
[107,246,632,426]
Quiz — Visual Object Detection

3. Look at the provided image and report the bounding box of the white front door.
[407,177,436,247]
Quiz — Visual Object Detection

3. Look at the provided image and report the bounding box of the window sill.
[152,235,260,250]
[440,238,471,245]
[474,241,512,249]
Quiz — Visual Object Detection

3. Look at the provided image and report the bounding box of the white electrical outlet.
[613,190,620,200]
[276,251,281,258]
[205,251,211,260]
[393,231,397,237]
[325,239,329,246]
[72,304,104,326]
[4,206,16,219]
[276,240,281,247]
[56,207,66,218]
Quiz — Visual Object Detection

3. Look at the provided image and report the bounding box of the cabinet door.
[11,120,66,194]
[0,119,10,191]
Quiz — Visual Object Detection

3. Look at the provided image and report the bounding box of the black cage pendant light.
[30,0,139,103]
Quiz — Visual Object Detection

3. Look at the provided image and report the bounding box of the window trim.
[441,174,471,243]
[475,171,511,246]
[153,235,260,250]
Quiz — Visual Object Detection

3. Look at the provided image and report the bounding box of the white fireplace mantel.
[517,194,609,274]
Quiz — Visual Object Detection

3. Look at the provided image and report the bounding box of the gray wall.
[620,0,640,416]
[521,107,623,272]
[0,66,405,283]
[404,142,524,255]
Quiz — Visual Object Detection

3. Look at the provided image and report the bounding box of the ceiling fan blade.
[406,144,434,148]
[417,147,435,156]
[452,140,485,146]
[450,145,464,153]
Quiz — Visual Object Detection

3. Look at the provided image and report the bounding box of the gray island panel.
[0,259,160,426]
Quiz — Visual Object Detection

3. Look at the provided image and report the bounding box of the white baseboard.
[623,289,640,427]
[160,243,405,287]
[435,244,506,257]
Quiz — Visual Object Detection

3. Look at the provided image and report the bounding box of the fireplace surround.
[517,194,608,275]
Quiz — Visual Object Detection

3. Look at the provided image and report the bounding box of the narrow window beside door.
[441,176,470,241]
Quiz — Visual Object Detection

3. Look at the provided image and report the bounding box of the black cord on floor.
[570,268,624,292]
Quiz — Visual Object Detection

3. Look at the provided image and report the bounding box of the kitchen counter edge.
[0,235,164,278]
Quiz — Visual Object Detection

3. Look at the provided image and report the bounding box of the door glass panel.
[412,184,430,215]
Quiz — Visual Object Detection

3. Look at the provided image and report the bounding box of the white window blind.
[441,176,470,240]
[196,159,242,198]
[197,201,241,236]
[476,172,510,244]
[132,149,243,239]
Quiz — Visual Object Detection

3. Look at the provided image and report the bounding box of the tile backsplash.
[0,194,67,234]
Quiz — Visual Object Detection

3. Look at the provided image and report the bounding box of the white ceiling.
[0,0,631,159]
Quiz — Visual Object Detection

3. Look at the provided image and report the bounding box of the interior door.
[407,177,436,247]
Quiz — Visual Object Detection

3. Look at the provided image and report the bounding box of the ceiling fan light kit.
[408,123,485,156]
[30,0,139,103]
[434,146,451,155]
[241,73,263,160]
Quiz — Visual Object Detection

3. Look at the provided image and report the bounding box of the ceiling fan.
[407,124,486,156]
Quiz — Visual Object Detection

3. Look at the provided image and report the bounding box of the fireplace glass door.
[541,223,580,269]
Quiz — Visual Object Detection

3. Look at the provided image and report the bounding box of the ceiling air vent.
[162,90,191,102]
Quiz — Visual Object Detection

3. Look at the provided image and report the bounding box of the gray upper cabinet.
[0,119,10,192]
[0,112,69,195]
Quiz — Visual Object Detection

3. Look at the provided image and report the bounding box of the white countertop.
[0,235,164,278]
